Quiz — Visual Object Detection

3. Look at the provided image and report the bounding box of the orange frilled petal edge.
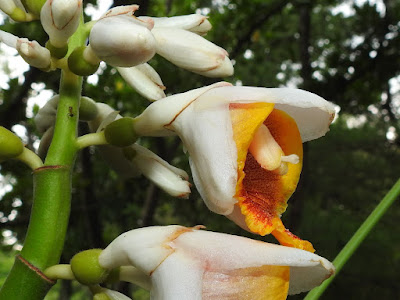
[230,103,315,252]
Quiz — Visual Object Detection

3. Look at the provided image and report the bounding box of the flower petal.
[134,82,231,137]
[195,86,336,142]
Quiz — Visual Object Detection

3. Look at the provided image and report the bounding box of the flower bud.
[104,117,138,147]
[117,63,166,101]
[152,28,233,78]
[70,249,109,285]
[68,46,100,76]
[0,0,33,22]
[89,5,156,67]
[16,38,51,69]
[143,14,212,35]
[40,0,82,48]
[0,126,24,161]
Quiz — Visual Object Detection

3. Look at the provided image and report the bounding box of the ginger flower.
[99,225,335,299]
[133,83,336,251]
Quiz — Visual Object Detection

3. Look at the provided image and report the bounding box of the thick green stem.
[0,16,87,300]
[304,178,400,300]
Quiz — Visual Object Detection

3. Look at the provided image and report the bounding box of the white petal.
[118,66,165,101]
[195,86,336,142]
[104,289,132,300]
[174,102,237,215]
[134,82,231,136]
[132,144,191,198]
[151,252,203,300]
[193,55,233,78]
[152,28,229,73]
[173,229,335,294]
[99,225,188,274]
[16,38,51,69]
[135,63,164,87]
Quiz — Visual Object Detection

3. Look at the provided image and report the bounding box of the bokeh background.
[0,0,399,299]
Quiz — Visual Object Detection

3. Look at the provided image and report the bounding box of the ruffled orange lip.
[230,103,314,252]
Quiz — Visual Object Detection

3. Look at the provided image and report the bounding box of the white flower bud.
[152,28,233,78]
[16,38,51,69]
[142,14,212,35]
[89,5,156,67]
[0,30,18,48]
[117,64,166,101]
[40,0,82,48]
[34,95,59,133]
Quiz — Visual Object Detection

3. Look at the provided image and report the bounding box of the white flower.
[88,103,190,198]
[151,28,233,78]
[40,0,82,48]
[117,63,166,101]
[99,225,335,299]
[0,0,25,15]
[88,5,156,67]
[133,83,336,251]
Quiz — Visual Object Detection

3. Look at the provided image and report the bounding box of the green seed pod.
[0,126,24,161]
[68,46,100,76]
[104,118,138,147]
[70,249,109,285]
[46,41,68,59]
[79,97,98,121]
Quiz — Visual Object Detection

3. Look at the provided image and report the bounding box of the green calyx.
[93,293,111,300]
[80,97,98,121]
[46,41,69,59]
[104,118,138,147]
[68,46,100,76]
[21,0,46,16]
[70,249,109,285]
[0,126,24,161]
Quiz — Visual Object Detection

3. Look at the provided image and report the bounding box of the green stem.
[304,178,400,300]
[0,15,87,300]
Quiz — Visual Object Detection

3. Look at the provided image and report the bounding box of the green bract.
[70,249,109,285]
[0,126,24,161]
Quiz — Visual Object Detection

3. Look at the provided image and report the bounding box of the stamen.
[281,154,299,165]
[248,124,283,171]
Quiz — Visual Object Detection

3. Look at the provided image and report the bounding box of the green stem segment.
[0,17,87,299]
[304,178,400,300]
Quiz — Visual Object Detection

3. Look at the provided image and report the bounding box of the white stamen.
[281,154,299,164]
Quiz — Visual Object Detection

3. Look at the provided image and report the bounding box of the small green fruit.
[46,41,68,59]
[68,46,100,76]
[104,118,138,147]
[70,249,109,285]
[0,127,24,161]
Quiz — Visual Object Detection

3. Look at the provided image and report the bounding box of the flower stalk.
[305,178,400,300]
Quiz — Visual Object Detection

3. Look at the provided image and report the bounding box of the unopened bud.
[68,46,100,76]
[41,0,82,48]
[104,117,138,147]
[89,5,156,67]
[16,38,51,69]
[0,126,24,161]
[152,28,233,78]
[70,249,109,285]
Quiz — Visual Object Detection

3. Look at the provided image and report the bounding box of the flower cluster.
[0,1,338,299]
